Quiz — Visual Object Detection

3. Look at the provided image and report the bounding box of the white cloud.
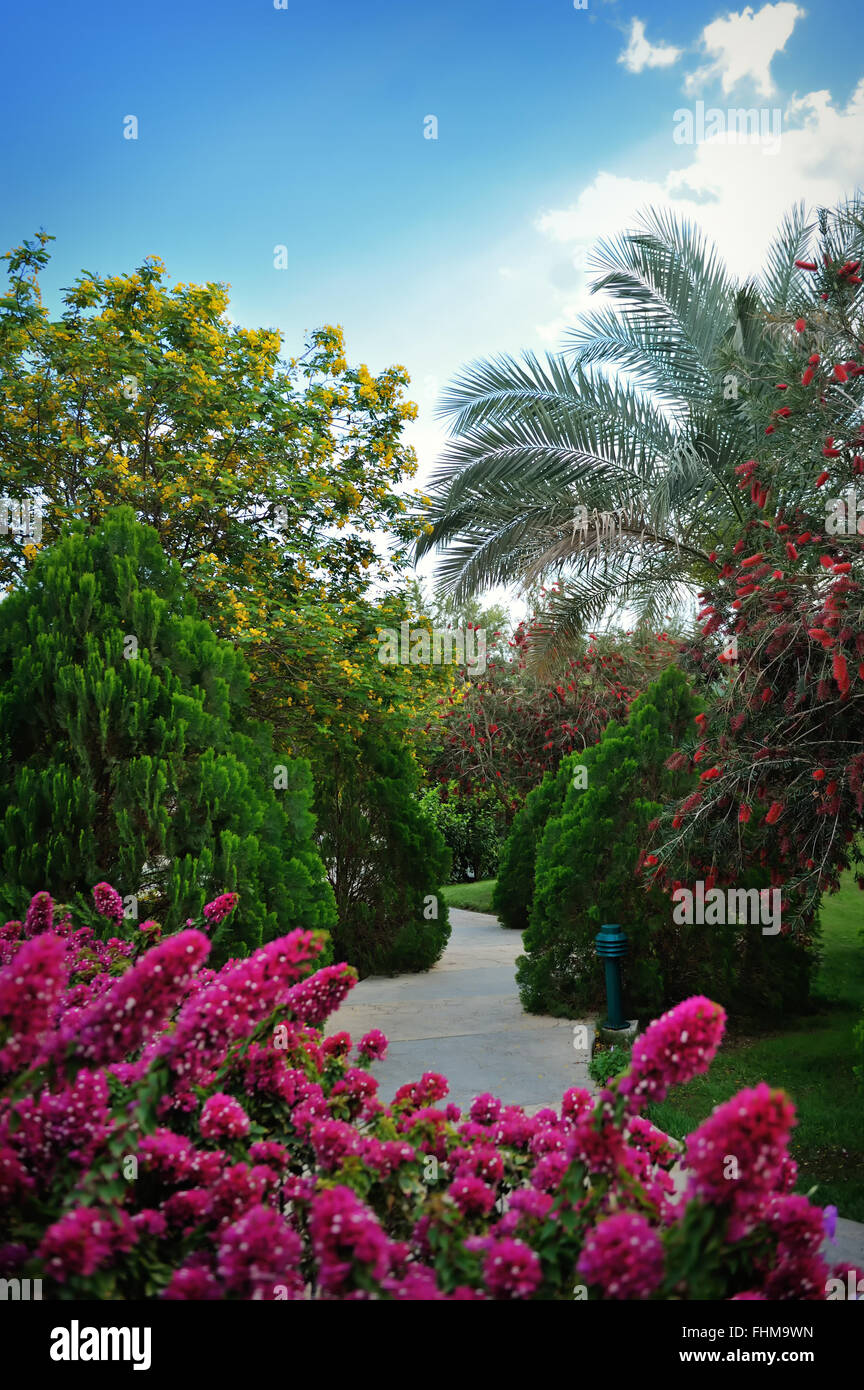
[685,2,805,98]
[531,79,864,341]
[618,18,682,73]
[397,70,863,492]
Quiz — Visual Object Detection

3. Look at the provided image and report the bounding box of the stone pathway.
[335,905,864,1270]
[335,907,593,1113]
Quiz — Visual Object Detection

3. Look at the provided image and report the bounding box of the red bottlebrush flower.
[699,766,721,782]
[775,382,788,390]
[765,801,784,825]
[815,471,830,487]
[740,552,764,568]
[644,854,658,866]
[694,713,707,726]
[738,804,752,824]
[764,425,775,434]
[834,363,849,383]
[801,367,814,386]
[795,260,817,271]
[832,561,852,573]
[794,318,806,332]
[833,651,850,691]
[708,550,717,562]
[819,554,835,569]
[812,768,826,780]
[785,542,799,562]
[797,531,812,543]
[774,407,791,418]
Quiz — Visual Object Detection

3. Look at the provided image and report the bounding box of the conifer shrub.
[516,666,702,1018]
[0,510,335,963]
[492,753,581,930]
[315,728,451,977]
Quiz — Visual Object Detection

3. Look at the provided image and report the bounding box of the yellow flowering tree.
[0,233,453,972]
[0,233,417,615]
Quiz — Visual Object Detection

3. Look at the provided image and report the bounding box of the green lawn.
[648,871,864,1219]
[440,878,497,913]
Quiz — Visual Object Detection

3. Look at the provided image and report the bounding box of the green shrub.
[517,666,701,1017]
[315,728,451,977]
[588,1036,634,1087]
[0,509,336,963]
[492,754,580,930]
[419,782,505,883]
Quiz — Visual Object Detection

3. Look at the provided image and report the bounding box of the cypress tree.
[492,753,581,931]
[315,727,451,977]
[0,509,336,962]
[516,666,701,1017]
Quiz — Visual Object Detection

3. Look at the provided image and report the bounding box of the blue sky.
[3,1,863,487]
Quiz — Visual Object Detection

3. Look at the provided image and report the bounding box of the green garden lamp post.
[595,923,628,1030]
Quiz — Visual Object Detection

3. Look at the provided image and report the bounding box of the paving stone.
[334,907,594,1112]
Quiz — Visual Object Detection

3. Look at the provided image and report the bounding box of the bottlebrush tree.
[0,885,855,1301]
[0,510,336,961]
[653,205,864,933]
[425,625,682,816]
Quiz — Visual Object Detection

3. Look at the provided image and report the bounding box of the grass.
[440,878,497,913]
[648,870,864,1219]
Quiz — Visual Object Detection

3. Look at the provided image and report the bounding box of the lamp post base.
[597,1019,639,1044]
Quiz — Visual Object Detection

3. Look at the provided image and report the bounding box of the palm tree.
[416,200,852,649]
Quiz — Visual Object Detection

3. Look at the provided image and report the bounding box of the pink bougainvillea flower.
[685,1082,796,1202]
[202,893,239,929]
[619,996,726,1109]
[577,1212,664,1299]
[92,882,124,926]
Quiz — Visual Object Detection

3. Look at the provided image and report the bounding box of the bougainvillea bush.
[0,884,855,1301]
